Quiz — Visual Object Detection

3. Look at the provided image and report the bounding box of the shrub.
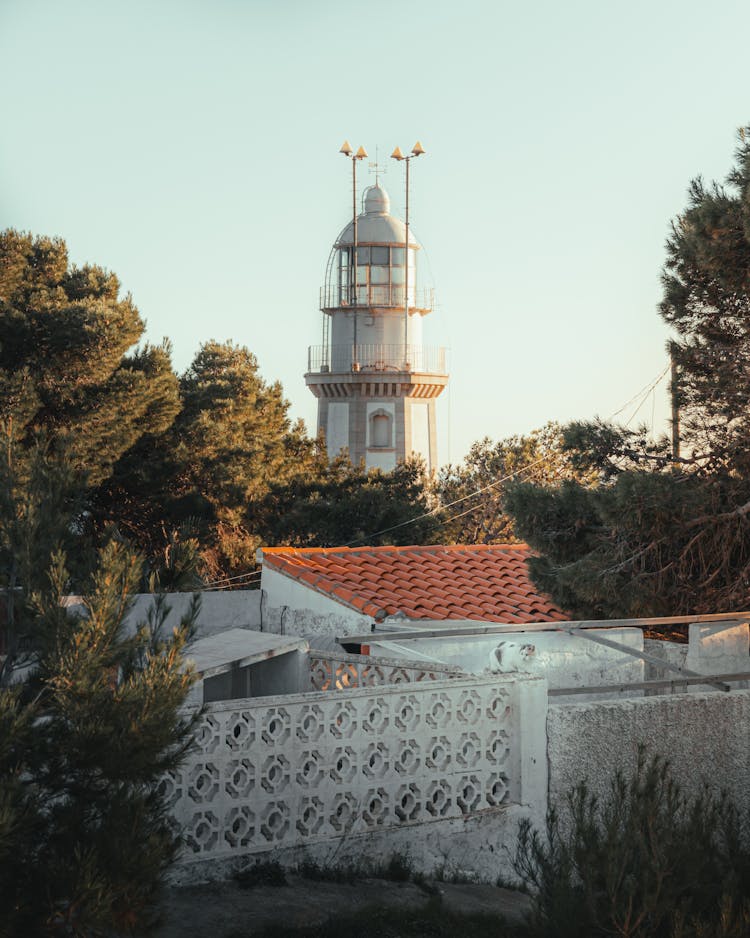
[0,544,199,935]
[513,748,750,938]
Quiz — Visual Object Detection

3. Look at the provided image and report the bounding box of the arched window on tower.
[369,410,393,448]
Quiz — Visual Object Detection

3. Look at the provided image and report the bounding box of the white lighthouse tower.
[305,148,448,471]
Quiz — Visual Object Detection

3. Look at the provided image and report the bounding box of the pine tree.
[254,455,438,548]
[437,423,596,545]
[96,340,319,582]
[505,126,750,617]
[661,129,750,472]
[0,435,198,935]
[0,230,181,488]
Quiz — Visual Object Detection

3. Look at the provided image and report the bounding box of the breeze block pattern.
[309,650,463,690]
[164,674,546,865]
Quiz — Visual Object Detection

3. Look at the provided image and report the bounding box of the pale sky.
[2,0,748,465]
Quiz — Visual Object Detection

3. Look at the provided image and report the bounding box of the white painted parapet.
[65,590,263,640]
[370,628,644,700]
[165,673,548,878]
[309,650,463,690]
[686,621,750,690]
[547,689,750,831]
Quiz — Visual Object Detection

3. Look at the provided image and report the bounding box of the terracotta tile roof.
[261,544,567,623]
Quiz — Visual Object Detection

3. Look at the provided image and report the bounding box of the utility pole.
[670,347,680,465]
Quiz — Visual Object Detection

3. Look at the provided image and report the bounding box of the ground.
[146,874,531,937]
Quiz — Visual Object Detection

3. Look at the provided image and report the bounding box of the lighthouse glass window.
[333,246,418,305]
[337,249,351,304]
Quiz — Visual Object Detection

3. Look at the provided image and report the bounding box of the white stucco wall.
[547,690,750,829]
[686,621,750,690]
[64,590,262,641]
[411,312,423,347]
[261,566,374,638]
[370,628,644,700]
[330,309,354,346]
[326,401,349,457]
[410,400,430,465]
[378,309,408,347]
[366,450,397,472]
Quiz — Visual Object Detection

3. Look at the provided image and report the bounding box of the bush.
[0,544,199,936]
[513,748,750,938]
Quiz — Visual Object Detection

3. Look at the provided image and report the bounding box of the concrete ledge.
[547,690,750,835]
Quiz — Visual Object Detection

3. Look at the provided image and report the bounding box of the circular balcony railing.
[307,344,447,375]
[320,283,434,313]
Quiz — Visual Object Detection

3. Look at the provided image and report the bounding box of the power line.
[610,364,669,421]
[202,569,262,589]
[199,362,672,586]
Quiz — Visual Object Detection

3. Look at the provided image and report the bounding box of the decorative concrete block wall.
[165,673,548,878]
[309,650,463,690]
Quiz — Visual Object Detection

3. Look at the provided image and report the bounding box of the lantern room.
[320,183,431,316]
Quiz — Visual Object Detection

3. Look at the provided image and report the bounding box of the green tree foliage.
[0,431,85,676]
[254,455,439,548]
[505,426,750,619]
[660,130,750,471]
[97,340,319,581]
[437,423,595,545]
[0,230,181,486]
[2,229,435,583]
[0,437,198,935]
[506,128,750,617]
[514,749,750,938]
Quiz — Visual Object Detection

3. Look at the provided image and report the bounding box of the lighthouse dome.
[334,182,422,249]
[363,183,390,215]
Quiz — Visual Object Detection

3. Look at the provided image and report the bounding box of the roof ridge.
[265,543,532,555]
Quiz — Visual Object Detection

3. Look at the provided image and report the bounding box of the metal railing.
[307,343,447,375]
[548,671,750,697]
[320,283,434,312]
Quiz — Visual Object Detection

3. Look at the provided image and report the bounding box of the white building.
[305,181,448,471]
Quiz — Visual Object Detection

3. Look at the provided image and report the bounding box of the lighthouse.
[305,153,448,472]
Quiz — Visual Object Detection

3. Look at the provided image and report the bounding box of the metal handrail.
[342,612,750,644]
[549,671,750,697]
[319,283,434,312]
[307,343,447,375]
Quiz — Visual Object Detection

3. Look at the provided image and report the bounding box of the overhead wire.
[198,362,671,589]
[622,364,670,427]
[610,364,669,421]
[349,362,673,541]
[203,569,262,589]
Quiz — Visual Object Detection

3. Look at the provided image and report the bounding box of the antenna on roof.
[368,145,387,184]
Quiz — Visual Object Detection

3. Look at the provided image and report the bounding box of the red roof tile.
[262,544,567,623]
